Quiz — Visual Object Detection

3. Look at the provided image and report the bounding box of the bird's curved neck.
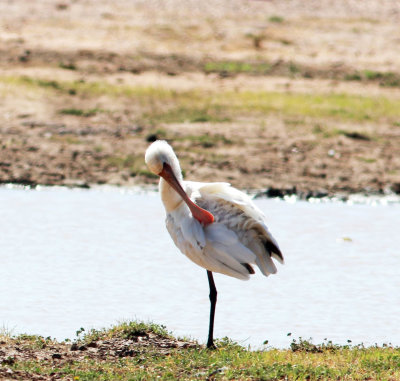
[158,162,214,226]
[159,177,186,212]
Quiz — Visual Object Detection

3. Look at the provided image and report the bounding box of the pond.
[0,186,399,348]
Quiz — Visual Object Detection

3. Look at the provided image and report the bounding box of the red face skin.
[159,163,214,226]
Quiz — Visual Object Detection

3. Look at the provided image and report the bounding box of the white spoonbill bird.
[145,140,284,348]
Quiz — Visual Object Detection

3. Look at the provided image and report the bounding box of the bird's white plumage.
[145,140,283,281]
[145,140,181,179]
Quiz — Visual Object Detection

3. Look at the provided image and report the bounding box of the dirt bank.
[0,323,197,381]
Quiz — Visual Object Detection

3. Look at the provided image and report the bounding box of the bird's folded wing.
[202,222,257,280]
[195,182,284,264]
[194,182,284,271]
[205,222,256,263]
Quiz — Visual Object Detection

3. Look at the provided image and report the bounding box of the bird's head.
[145,140,214,225]
[145,140,182,180]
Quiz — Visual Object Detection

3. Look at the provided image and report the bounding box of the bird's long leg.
[206,270,217,349]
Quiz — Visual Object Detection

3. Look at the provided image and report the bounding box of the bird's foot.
[206,340,217,350]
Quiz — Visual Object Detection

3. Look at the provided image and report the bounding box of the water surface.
[1,186,399,348]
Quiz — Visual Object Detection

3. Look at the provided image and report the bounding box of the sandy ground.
[0,0,400,196]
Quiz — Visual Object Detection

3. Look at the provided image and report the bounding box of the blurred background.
[1,0,400,196]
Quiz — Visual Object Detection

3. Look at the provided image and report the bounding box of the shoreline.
[2,181,400,204]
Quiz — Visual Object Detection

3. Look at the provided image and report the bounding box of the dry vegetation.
[1,0,400,196]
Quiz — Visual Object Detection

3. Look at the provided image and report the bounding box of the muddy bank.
[1,118,400,198]
[1,115,399,198]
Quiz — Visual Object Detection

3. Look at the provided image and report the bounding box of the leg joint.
[209,290,217,302]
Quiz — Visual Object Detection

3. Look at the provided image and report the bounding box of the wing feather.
[205,223,256,264]
[203,246,250,280]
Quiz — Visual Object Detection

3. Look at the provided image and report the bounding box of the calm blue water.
[0,186,399,348]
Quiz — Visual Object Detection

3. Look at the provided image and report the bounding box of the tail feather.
[255,254,277,276]
[241,263,255,274]
[265,239,284,264]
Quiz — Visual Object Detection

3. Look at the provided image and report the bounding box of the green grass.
[2,322,400,380]
[3,74,400,124]
[358,157,377,163]
[345,72,363,81]
[145,89,400,124]
[176,133,233,148]
[363,70,400,87]
[11,334,54,349]
[344,70,400,87]
[269,15,285,23]
[58,62,77,70]
[0,75,178,99]
[204,61,272,75]
[146,105,231,124]
[221,90,400,122]
[77,321,172,343]
[59,107,102,117]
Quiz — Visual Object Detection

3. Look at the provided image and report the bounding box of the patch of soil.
[0,46,202,77]
[0,333,198,380]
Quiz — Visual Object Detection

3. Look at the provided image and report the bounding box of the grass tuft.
[269,15,284,23]
[58,62,77,70]
[204,61,272,75]
[345,70,400,87]
[59,108,102,117]
[146,105,231,124]
[79,321,171,344]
